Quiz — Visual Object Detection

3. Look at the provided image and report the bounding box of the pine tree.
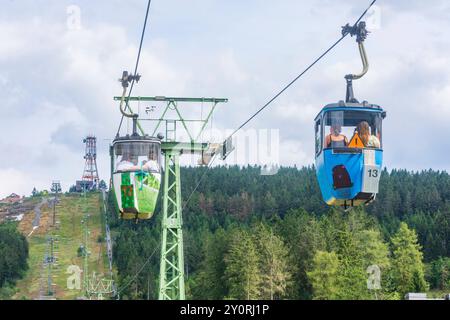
[262,192,277,218]
[324,209,377,300]
[355,229,392,299]
[224,229,261,299]
[391,222,428,297]
[307,251,339,300]
[356,229,390,270]
[254,224,292,300]
[191,229,229,299]
[334,229,369,300]
[277,209,326,299]
[99,180,108,190]
[426,257,450,291]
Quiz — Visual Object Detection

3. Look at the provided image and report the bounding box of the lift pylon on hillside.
[80,191,115,300]
[113,95,228,300]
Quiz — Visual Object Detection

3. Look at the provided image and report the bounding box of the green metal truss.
[113,96,228,142]
[115,95,227,300]
[159,151,185,300]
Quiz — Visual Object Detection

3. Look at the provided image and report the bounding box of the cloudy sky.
[1,0,449,197]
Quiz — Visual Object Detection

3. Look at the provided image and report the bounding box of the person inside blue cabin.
[356,121,381,149]
[325,123,348,148]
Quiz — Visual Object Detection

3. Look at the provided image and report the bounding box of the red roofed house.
[0,193,23,204]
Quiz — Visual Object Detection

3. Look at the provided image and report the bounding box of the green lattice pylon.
[114,95,227,300]
[159,151,185,300]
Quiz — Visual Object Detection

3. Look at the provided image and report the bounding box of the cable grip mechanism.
[342,21,370,103]
[118,71,141,119]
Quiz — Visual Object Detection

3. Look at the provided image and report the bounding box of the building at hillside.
[75,180,95,193]
[0,193,23,204]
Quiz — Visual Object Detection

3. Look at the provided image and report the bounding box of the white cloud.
[0,15,187,197]
[1,0,450,197]
[0,169,37,198]
[218,49,249,84]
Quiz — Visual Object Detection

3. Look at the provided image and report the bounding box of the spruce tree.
[224,229,261,299]
[391,222,428,297]
[307,251,339,300]
[192,228,229,299]
[254,224,292,300]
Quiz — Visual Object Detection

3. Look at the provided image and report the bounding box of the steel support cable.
[113,0,378,297]
[116,0,152,137]
[173,2,378,290]
[114,154,217,296]
[112,1,154,295]
[182,154,219,212]
[116,244,160,295]
[179,0,378,213]
[226,0,377,141]
[180,0,378,211]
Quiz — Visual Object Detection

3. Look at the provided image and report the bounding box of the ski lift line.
[225,0,377,142]
[116,0,153,137]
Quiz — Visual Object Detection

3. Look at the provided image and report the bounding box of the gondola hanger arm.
[342,21,370,81]
[119,71,141,118]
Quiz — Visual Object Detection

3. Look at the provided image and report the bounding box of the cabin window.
[114,142,161,173]
[323,110,383,149]
[315,119,322,156]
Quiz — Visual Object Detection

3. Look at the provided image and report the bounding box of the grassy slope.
[12,193,112,300]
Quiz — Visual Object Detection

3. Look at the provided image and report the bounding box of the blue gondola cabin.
[314,101,386,208]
